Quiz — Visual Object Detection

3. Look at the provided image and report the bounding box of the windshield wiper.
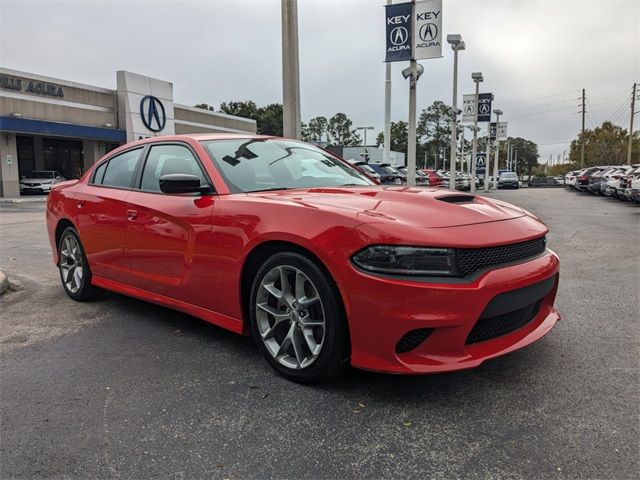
[248,187,295,193]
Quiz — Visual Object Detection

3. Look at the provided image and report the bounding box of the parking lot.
[0,188,638,479]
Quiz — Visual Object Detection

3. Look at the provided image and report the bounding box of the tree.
[417,101,453,156]
[568,121,639,166]
[194,103,214,111]
[218,100,260,119]
[257,103,283,136]
[327,113,361,146]
[306,116,329,142]
[375,121,409,155]
[503,137,539,176]
[218,100,283,136]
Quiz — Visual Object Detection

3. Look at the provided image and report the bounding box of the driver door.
[124,142,216,310]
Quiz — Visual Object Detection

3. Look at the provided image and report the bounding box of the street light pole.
[447,35,465,191]
[403,60,424,187]
[356,126,375,161]
[383,0,392,164]
[470,72,483,194]
[484,130,491,192]
[281,0,301,139]
[492,109,503,187]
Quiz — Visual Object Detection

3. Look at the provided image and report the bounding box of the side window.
[92,161,108,185]
[101,148,142,188]
[140,144,206,193]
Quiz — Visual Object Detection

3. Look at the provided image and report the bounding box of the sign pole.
[407,59,418,187]
[383,0,393,164]
[493,110,502,185]
[449,45,460,190]
[281,0,301,139]
[484,130,491,192]
[470,77,481,193]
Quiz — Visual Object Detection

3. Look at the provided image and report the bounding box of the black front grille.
[396,328,434,353]
[457,236,546,277]
[466,301,541,345]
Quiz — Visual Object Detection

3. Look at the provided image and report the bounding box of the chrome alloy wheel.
[60,235,84,294]
[256,265,326,370]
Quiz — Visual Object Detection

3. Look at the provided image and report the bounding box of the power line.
[498,90,580,106]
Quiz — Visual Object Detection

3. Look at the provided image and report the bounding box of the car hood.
[250,186,528,228]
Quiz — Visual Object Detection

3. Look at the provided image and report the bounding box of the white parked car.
[19,170,66,194]
[565,170,580,188]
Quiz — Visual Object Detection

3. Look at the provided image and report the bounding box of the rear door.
[75,147,144,283]
[124,142,217,310]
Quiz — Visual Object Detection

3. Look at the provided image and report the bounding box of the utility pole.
[383,0,392,164]
[628,82,636,166]
[282,0,301,139]
[581,88,585,168]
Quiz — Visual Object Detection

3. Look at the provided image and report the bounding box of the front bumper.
[20,184,52,194]
[344,250,560,374]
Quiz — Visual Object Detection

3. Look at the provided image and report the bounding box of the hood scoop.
[436,194,476,204]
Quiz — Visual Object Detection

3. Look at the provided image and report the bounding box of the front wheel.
[58,227,104,301]
[249,252,349,383]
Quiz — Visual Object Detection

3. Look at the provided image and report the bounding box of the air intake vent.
[436,195,476,204]
[396,328,434,353]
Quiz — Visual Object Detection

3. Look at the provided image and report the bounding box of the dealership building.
[0,67,257,198]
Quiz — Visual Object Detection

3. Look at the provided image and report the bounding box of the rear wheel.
[58,227,104,301]
[249,252,349,383]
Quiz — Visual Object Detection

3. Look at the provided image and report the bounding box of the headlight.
[352,245,458,276]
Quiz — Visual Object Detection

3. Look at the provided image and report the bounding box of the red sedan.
[46,134,560,382]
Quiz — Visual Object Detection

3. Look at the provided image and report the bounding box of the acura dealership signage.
[497,121,508,141]
[477,93,493,122]
[461,94,476,123]
[385,0,442,62]
[0,74,64,98]
[384,2,412,62]
[475,152,487,175]
[413,0,442,60]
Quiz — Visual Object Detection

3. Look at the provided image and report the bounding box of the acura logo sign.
[390,26,408,46]
[140,95,166,132]
[419,23,438,42]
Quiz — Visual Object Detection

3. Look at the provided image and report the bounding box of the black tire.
[248,251,349,383]
[58,226,104,301]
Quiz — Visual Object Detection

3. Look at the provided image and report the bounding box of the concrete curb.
[0,197,48,204]
[0,271,9,296]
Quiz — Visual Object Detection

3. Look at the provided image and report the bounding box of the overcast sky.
[1,0,638,161]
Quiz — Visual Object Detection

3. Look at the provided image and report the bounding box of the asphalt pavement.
[1,189,638,479]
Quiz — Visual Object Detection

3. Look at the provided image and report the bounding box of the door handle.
[77,201,85,209]
[127,209,138,220]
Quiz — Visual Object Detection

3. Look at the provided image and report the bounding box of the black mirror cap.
[159,173,210,194]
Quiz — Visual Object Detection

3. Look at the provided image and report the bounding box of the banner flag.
[489,122,497,141]
[475,152,487,175]
[462,94,476,123]
[413,0,443,60]
[497,122,508,141]
[385,2,413,63]
[477,93,493,122]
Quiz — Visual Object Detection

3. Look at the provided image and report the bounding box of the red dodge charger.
[46,134,560,382]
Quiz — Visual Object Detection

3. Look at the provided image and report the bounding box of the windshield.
[201,139,375,193]
[501,172,518,179]
[25,171,54,179]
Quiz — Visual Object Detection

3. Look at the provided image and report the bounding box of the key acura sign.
[384,0,442,62]
[385,2,412,62]
[413,0,442,60]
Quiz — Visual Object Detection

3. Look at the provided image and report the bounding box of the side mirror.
[159,174,209,194]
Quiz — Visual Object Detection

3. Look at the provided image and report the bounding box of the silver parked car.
[19,170,66,194]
